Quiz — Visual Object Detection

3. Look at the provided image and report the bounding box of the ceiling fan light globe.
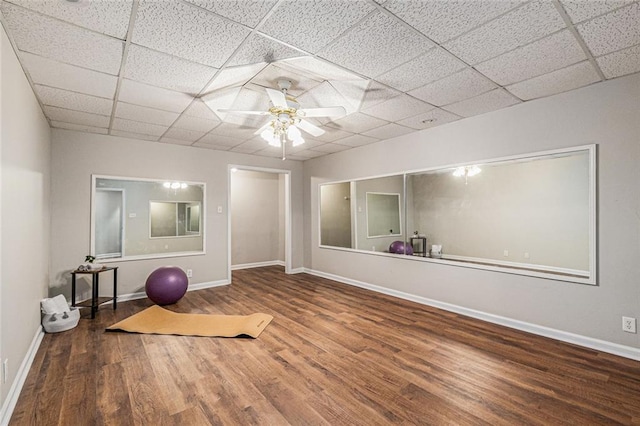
[287,125,302,139]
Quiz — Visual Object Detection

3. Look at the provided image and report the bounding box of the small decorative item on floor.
[76,254,103,272]
[41,294,80,333]
[389,240,414,256]
[145,266,188,305]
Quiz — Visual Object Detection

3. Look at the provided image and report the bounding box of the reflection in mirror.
[366,193,401,237]
[318,145,596,284]
[320,182,353,248]
[92,176,205,261]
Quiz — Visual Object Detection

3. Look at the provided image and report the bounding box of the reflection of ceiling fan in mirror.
[217,79,346,160]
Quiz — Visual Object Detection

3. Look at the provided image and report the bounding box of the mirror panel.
[319,145,596,284]
[366,193,401,238]
[92,176,205,261]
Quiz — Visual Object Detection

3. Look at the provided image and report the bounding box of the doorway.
[94,188,125,258]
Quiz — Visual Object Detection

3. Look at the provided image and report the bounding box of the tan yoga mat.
[106,305,273,338]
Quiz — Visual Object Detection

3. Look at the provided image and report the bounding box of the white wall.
[230,170,284,266]
[1,27,51,411]
[50,130,303,299]
[304,74,640,349]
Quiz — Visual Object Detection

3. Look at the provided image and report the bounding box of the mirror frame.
[91,174,207,262]
[318,144,597,285]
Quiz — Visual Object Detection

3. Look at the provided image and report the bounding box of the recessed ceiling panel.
[260,0,375,53]
[118,79,194,113]
[21,53,117,98]
[506,61,600,100]
[596,44,640,79]
[362,123,414,140]
[35,85,113,116]
[124,44,217,94]
[376,48,467,92]
[112,118,168,137]
[577,3,640,56]
[184,0,278,28]
[44,105,110,128]
[114,102,180,126]
[132,0,250,67]
[476,30,586,86]
[383,0,525,43]
[326,112,388,133]
[5,0,133,38]
[396,108,461,130]
[318,11,432,77]
[560,0,634,24]
[226,33,306,67]
[444,1,566,65]
[409,69,495,107]
[443,89,521,118]
[1,2,123,75]
[362,94,435,122]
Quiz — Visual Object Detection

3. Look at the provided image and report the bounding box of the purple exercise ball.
[145,266,188,305]
[389,240,414,255]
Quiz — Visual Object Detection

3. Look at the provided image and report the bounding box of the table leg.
[92,273,99,319]
[113,268,118,310]
[71,273,76,307]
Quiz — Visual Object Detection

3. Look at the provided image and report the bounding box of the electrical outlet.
[622,317,637,333]
[186,269,193,278]
[3,359,8,384]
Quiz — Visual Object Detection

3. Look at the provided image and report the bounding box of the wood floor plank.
[9,266,640,425]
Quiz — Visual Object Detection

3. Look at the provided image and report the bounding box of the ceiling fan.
[217,79,346,159]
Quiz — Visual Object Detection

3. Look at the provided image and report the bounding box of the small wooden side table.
[71,266,118,319]
[410,236,427,257]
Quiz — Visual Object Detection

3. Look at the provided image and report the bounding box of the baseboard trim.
[0,326,44,426]
[288,267,305,274]
[116,279,231,303]
[231,261,284,270]
[304,268,640,361]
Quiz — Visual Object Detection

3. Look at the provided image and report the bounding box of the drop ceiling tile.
[362,123,414,140]
[1,3,123,75]
[296,81,361,115]
[227,33,306,67]
[112,118,168,137]
[318,11,433,77]
[577,3,640,56]
[183,99,221,121]
[506,61,600,100]
[110,130,160,142]
[228,87,271,112]
[476,30,586,86]
[260,0,375,53]
[208,122,260,139]
[198,133,246,147]
[409,69,495,107]
[313,127,354,142]
[114,102,180,126]
[326,112,388,133]
[376,48,467,92]
[5,0,133,38]
[334,134,380,147]
[444,1,565,65]
[396,108,461,130]
[291,149,326,159]
[162,128,206,142]
[124,44,217,93]
[132,0,250,67]
[184,0,277,27]
[596,44,640,78]
[560,0,634,23]
[359,81,402,110]
[51,121,108,135]
[312,143,352,153]
[21,53,117,98]
[172,115,220,133]
[362,94,434,122]
[248,64,323,97]
[44,106,110,128]
[443,89,521,118]
[204,63,268,93]
[118,79,194,113]
[383,0,525,43]
[288,139,326,151]
[230,144,262,154]
[192,143,232,151]
[282,56,367,81]
[161,138,193,146]
[35,85,113,116]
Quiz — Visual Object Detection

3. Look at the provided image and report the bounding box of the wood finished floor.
[10,266,640,425]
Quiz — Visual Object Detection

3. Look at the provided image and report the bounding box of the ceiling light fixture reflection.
[163,182,189,190]
[453,165,481,185]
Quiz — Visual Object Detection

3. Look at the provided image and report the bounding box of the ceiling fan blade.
[217,109,270,116]
[296,119,325,137]
[254,120,273,135]
[297,106,346,118]
[265,88,288,108]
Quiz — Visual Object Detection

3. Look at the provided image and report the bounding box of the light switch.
[217,206,222,213]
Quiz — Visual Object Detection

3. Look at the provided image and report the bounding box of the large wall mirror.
[92,175,206,261]
[319,145,596,285]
